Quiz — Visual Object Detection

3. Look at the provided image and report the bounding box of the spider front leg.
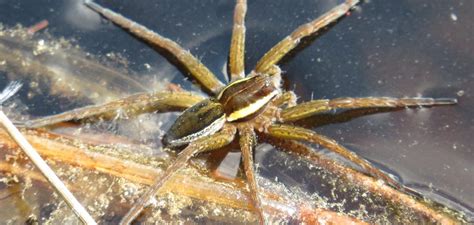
[266,124,403,190]
[20,91,204,128]
[229,0,247,82]
[120,125,236,225]
[254,0,359,74]
[238,124,265,224]
[84,1,225,95]
[280,97,457,122]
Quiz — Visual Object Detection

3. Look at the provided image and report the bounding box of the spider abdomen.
[163,99,226,147]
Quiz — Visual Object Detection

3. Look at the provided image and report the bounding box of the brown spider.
[20,0,457,224]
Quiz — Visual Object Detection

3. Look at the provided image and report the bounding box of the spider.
[19,0,457,224]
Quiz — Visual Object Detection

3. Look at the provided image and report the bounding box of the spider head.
[163,98,226,147]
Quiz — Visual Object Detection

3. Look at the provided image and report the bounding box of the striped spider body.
[19,0,456,224]
[165,73,282,147]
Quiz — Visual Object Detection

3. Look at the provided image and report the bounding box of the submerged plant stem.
[0,128,369,224]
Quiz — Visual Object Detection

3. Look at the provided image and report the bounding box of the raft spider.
[19,0,457,224]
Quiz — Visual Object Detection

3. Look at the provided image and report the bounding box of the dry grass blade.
[0,113,97,225]
[0,82,96,224]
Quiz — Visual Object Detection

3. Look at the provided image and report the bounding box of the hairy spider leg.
[254,0,359,74]
[266,137,325,163]
[265,137,352,182]
[229,0,247,82]
[281,97,457,122]
[84,1,225,95]
[266,124,403,189]
[267,136,379,183]
[21,91,203,128]
[120,125,236,225]
[238,124,265,224]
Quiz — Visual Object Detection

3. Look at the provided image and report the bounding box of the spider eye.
[163,99,226,147]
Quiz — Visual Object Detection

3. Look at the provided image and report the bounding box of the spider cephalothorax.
[22,0,457,224]
[164,72,283,147]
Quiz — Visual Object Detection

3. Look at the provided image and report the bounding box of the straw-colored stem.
[0,111,97,225]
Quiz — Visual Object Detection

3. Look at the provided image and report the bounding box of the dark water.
[0,0,472,222]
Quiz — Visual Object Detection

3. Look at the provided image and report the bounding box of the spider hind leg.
[266,124,404,190]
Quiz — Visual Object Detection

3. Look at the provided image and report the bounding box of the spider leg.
[265,137,462,224]
[120,125,236,225]
[254,0,359,74]
[281,97,457,122]
[238,125,265,224]
[229,0,247,82]
[20,91,204,128]
[266,124,403,190]
[84,1,225,95]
